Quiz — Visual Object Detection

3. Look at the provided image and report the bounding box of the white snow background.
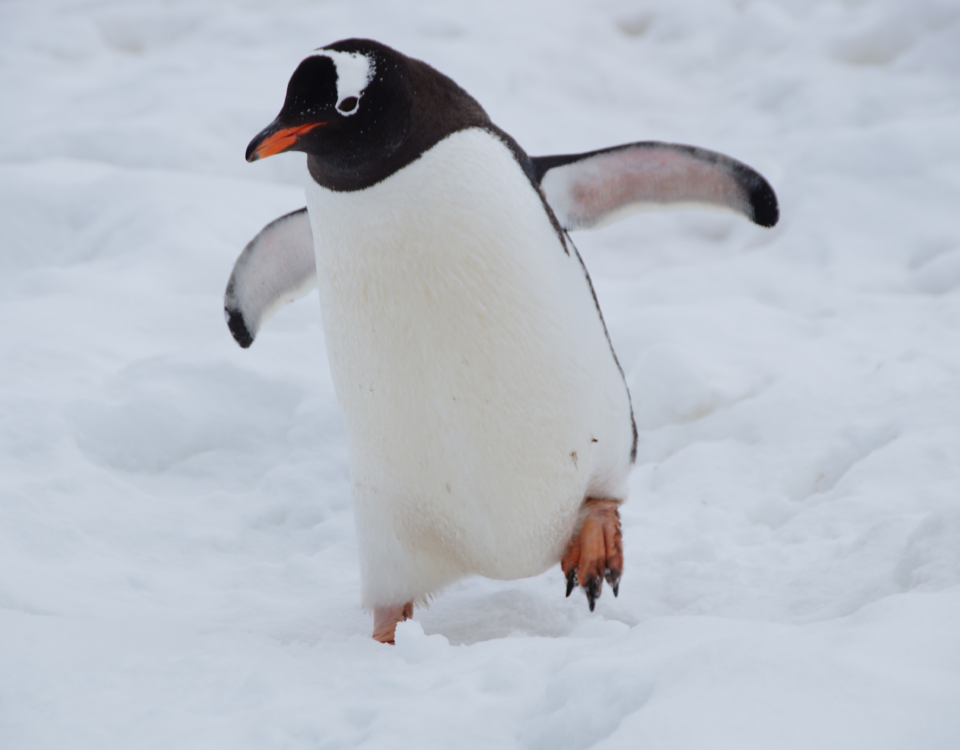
[2,0,960,747]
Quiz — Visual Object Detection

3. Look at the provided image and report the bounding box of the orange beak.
[246,121,325,162]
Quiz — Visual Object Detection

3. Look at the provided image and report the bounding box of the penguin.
[225,39,778,643]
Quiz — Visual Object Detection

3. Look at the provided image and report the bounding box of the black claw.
[605,569,621,597]
[585,576,601,612]
[565,567,577,597]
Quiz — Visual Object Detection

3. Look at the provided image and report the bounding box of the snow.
[1,0,959,747]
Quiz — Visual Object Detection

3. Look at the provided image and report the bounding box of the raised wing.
[533,142,778,231]
[224,207,317,348]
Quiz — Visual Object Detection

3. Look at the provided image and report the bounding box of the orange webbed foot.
[561,498,623,611]
[372,601,414,644]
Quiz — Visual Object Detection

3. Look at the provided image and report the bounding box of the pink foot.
[561,498,623,611]
[372,601,413,644]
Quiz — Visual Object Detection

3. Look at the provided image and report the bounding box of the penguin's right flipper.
[224,207,317,348]
[533,142,778,231]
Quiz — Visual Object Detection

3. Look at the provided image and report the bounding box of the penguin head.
[246,40,409,166]
[246,39,491,190]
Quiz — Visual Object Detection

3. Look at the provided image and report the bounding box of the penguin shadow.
[416,580,636,645]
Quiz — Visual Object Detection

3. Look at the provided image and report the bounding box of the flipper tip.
[225,307,254,349]
[749,180,779,228]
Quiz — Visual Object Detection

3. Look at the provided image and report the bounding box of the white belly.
[306,128,633,607]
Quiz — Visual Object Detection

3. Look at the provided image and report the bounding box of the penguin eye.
[337,97,358,113]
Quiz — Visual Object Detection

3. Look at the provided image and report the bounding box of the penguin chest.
[306,129,632,581]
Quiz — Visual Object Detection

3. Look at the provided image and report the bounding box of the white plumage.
[305,128,633,607]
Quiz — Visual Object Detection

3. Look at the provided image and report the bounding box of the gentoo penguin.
[225,39,778,643]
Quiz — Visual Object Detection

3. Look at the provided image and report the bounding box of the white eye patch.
[311,50,374,116]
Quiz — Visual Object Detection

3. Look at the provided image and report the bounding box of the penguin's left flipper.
[224,207,316,348]
[533,142,779,231]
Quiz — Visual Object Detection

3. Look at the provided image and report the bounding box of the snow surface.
[2,0,960,747]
